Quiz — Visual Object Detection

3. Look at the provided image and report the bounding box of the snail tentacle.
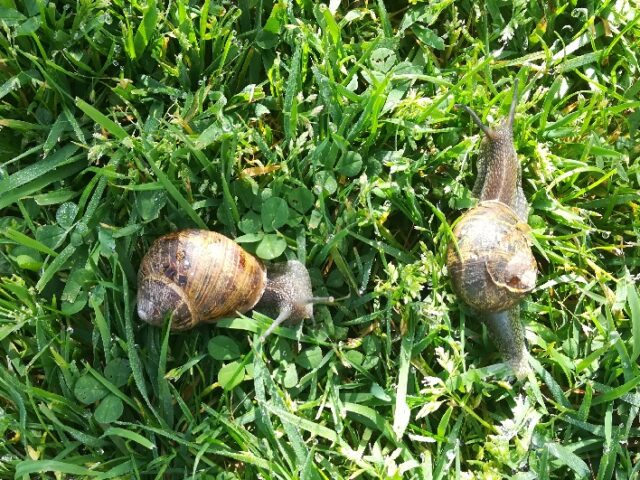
[259,305,292,342]
[455,104,494,138]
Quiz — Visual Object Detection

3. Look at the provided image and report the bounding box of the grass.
[1,0,639,478]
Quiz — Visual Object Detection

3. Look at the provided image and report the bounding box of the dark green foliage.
[0,0,639,478]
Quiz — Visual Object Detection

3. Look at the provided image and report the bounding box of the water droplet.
[66,326,74,334]
[112,60,119,67]
[104,14,112,25]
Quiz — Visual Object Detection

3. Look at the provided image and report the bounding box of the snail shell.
[446,200,537,313]
[137,230,267,331]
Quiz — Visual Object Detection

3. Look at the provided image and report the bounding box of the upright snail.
[136,229,332,340]
[446,79,537,379]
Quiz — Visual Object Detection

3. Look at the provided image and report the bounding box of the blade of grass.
[75,98,129,141]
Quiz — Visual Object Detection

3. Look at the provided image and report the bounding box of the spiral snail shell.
[447,201,536,313]
[137,229,331,339]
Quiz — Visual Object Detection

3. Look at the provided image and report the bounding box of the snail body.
[447,79,537,379]
[137,229,330,339]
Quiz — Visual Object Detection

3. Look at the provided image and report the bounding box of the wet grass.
[1,1,639,478]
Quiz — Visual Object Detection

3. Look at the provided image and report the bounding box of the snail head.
[258,260,334,341]
[455,78,519,141]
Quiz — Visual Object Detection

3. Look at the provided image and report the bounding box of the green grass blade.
[544,442,590,478]
[625,271,640,362]
[103,427,155,450]
[15,460,104,477]
[141,147,207,229]
[75,98,129,141]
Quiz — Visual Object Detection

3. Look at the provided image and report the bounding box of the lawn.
[1,0,639,478]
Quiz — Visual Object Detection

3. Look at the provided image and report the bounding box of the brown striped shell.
[446,201,537,313]
[137,230,267,331]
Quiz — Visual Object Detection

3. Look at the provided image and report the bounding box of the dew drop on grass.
[66,327,74,334]
[113,60,119,67]
[104,14,113,25]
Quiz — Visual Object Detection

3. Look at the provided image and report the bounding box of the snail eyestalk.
[308,296,335,305]
[455,104,494,139]
[259,305,292,342]
[259,296,334,342]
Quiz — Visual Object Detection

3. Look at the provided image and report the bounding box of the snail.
[446,79,537,379]
[136,229,332,340]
